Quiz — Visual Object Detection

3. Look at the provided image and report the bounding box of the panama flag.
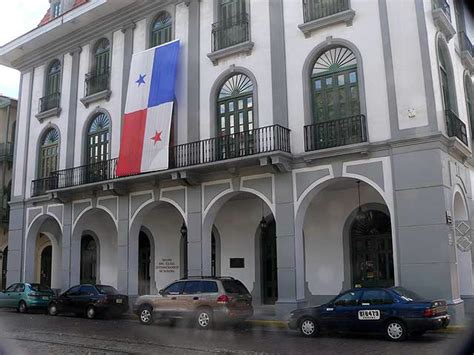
[117,40,180,177]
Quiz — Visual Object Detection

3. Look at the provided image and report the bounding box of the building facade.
[0,96,16,290]
[0,0,473,321]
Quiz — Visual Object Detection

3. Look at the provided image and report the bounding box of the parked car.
[134,277,253,329]
[288,286,450,341]
[48,284,128,319]
[0,283,55,313]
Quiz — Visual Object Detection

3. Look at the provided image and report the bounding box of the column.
[117,194,129,294]
[187,185,203,276]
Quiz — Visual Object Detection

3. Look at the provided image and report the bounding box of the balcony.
[31,125,291,196]
[432,0,455,41]
[458,31,474,72]
[445,109,468,147]
[0,143,13,162]
[36,92,61,120]
[81,69,111,107]
[299,0,355,37]
[304,115,367,152]
[207,13,253,64]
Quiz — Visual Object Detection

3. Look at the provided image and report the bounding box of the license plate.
[42,296,49,300]
[116,299,123,304]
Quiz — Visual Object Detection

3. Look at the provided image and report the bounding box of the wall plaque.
[230,258,244,268]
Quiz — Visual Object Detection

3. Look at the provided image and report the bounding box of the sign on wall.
[156,258,179,273]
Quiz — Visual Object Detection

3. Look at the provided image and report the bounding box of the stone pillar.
[117,194,129,294]
[187,185,203,276]
[65,47,81,169]
[61,203,73,291]
[6,200,25,285]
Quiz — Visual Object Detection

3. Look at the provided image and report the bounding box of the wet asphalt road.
[0,309,469,355]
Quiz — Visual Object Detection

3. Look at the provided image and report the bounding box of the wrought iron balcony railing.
[39,92,61,113]
[85,69,110,97]
[445,109,468,146]
[31,125,291,196]
[432,0,451,22]
[304,114,367,151]
[0,142,13,161]
[303,0,350,23]
[211,13,250,51]
[459,31,473,57]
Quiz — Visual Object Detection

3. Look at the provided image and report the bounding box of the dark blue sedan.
[288,287,450,341]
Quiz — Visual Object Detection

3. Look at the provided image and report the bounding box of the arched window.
[86,112,110,164]
[217,73,254,136]
[46,59,61,96]
[38,128,59,178]
[311,46,359,122]
[464,75,474,136]
[94,38,110,75]
[150,12,172,48]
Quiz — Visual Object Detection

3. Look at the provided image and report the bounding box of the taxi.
[288,287,450,341]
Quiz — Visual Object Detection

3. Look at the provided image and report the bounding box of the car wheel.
[386,320,406,341]
[195,308,213,330]
[299,317,319,337]
[139,305,154,325]
[48,303,58,316]
[18,301,28,314]
[86,305,96,320]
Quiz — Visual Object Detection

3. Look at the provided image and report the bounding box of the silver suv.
[133,277,253,329]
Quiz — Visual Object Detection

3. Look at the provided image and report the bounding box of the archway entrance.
[350,210,394,288]
[80,235,97,284]
[1,247,7,289]
[261,219,278,305]
[40,246,52,287]
[138,231,151,295]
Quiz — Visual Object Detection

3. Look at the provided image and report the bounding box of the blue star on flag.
[136,74,146,86]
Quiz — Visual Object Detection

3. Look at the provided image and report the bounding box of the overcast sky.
[0,0,50,99]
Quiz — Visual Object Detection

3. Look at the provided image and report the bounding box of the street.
[0,309,468,355]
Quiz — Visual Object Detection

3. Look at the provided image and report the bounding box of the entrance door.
[261,219,278,305]
[351,210,394,288]
[80,235,97,284]
[1,247,7,290]
[40,246,52,287]
[138,232,151,295]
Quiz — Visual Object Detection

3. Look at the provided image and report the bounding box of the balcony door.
[38,128,59,179]
[40,246,52,288]
[86,113,110,183]
[216,73,254,159]
[216,0,247,50]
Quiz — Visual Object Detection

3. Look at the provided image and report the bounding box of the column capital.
[121,21,136,34]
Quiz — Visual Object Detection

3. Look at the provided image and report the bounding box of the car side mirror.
[159,289,165,296]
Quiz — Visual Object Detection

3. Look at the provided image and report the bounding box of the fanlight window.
[39,128,59,178]
[312,47,357,76]
[151,12,172,47]
[218,74,253,100]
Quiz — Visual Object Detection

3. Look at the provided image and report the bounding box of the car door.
[12,283,26,307]
[156,281,185,315]
[77,286,98,313]
[180,281,203,316]
[356,289,394,333]
[58,286,81,313]
[330,290,363,332]
[0,284,17,308]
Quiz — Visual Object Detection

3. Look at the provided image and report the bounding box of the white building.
[0,0,473,321]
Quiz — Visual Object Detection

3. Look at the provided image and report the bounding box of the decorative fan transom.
[312,47,357,76]
[88,113,110,134]
[218,74,253,100]
[351,210,391,237]
[42,128,60,146]
[152,11,172,31]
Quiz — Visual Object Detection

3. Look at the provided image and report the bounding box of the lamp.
[180,222,187,237]
[355,181,368,223]
[260,200,267,231]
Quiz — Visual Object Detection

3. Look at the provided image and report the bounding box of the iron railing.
[85,69,110,96]
[31,125,291,196]
[445,109,468,146]
[303,0,350,23]
[432,0,451,22]
[39,92,61,113]
[304,114,367,151]
[211,13,250,51]
[459,31,473,57]
[0,143,13,160]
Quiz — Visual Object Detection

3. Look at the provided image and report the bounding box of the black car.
[288,287,450,341]
[47,284,128,319]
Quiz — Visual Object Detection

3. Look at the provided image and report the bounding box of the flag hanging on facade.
[117,40,180,177]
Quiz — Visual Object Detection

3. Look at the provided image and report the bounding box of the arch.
[302,38,367,126]
[436,34,459,115]
[37,126,60,179]
[150,11,173,48]
[209,66,259,137]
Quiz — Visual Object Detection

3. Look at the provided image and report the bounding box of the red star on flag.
[151,130,162,145]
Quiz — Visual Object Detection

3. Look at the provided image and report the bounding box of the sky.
[0,0,50,99]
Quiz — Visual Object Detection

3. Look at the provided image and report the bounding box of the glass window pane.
[230,114,234,127]
[221,117,226,128]
[239,112,244,125]
[248,111,253,123]
[338,74,345,86]
[238,100,244,110]
[349,71,357,84]
[183,281,201,295]
[314,80,322,90]
[229,102,234,112]
[326,77,333,87]
[247,97,253,108]
[220,104,225,114]
[200,281,218,293]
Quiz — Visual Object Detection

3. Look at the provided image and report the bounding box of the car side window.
[334,291,362,307]
[67,286,81,296]
[80,286,97,296]
[360,290,393,305]
[183,281,201,295]
[164,282,185,295]
[200,281,218,293]
[5,284,17,292]
[15,284,25,292]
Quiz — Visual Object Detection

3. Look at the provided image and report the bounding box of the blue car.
[0,283,55,313]
[288,287,450,341]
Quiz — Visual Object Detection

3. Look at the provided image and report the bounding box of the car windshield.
[96,285,119,295]
[29,284,52,292]
[391,287,425,302]
[222,280,249,295]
